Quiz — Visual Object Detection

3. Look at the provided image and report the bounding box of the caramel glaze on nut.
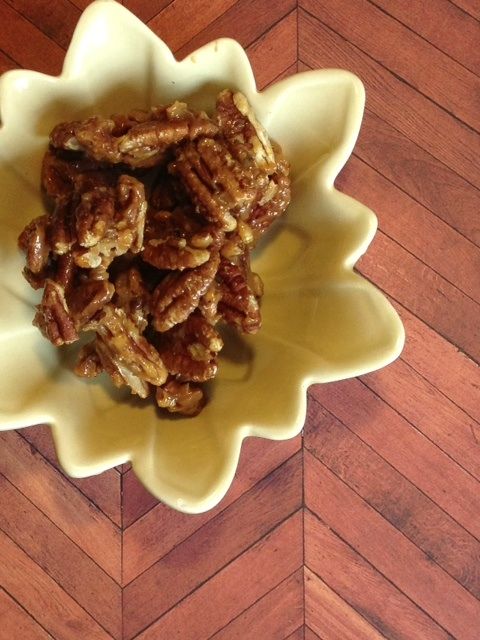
[18,90,291,416]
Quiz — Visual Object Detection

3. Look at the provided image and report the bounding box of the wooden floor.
[1,1,479,638]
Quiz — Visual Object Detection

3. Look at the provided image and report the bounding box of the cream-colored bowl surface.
[0,0,404,513]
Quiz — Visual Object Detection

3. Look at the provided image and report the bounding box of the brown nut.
[217,258,261,334]
[151,251,220,332]
[156,379,205,416]
[33,279,78,346]
[90,305,168,398]
[157,313,223,383]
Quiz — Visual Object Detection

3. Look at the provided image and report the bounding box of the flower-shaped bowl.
[0,0,404,513]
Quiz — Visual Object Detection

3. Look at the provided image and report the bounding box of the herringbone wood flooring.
[1,1,479,638]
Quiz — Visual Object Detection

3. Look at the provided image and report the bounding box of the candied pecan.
[151,251,220,332]
[142,209,213,271]
[90,305,168,398]
[248,160,291,235]
[157,313,223,382]
[18,215,51,274]
[68,277,115,330]
[216,90,276,174]
[41,149,114,203]
[170,137,263,230]
[50,104,218,168]
[33,279,78,346]
[156,379,205,416]
[73,175,147,268]
[199,280,222,325]
[112,266,150,331]
[217,258,261,334]
[74,341,103,378]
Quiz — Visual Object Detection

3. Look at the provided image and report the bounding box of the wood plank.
[362,358,480,480]
[210,569,304,640]
[305,453,480,640]
[0,475,121,638]
[68,0,92,10]
[123,453,302,638]
[309,380,480,540]
[304,510,452,640]
[305,400,480,598]
[0,48,18,74]
[288,629,306,640]
[174,0,296,60]
[134,511,303,640]
[0,431,121,582]
[300,0,480,131]
[450,0,480,20]
[334,104,480,247]
[0,0,64,75]
[0,530,113,640]
[0,589,53,640]
[337,155,480,303]
[124,0,171,23]
[149,0,239,52]
[358,231,480,362]
[247,11,297,90]
[298,10,480,189]
[265,61,298,88]
[356,109,480,247]
[5,0,80,50]
[398,303,480,423]
[305,629,321,640]
[370,0,480,75]
[123,435,301,582]
[20,426,121,527]
[305,567,386,640]
[122,469,158,528]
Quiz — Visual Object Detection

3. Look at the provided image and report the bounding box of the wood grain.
[20,426,122,526]
[5,0,80,50]
[210,569,304,640]
[0,530,113,640]
[305,399,480,598]
[123,453,302,638]
[0,0,64,75]
[1,2,479,638]
[0,589,53,640]
[0,431,121,582]
[299,10,480,189]
[359,231,480,362]
[370,0,480,75]
[305,567,387,640]
[304,510,452,640]
[174,0,296,61]
[337,155,480,303]
[135,512,303,640]
[309,379,480,540]
[0,475,121,637]
[122,435,301,582]
[300,0,480,131]
[305,452,480,640]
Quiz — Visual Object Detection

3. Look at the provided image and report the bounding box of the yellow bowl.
[0,0,404,513]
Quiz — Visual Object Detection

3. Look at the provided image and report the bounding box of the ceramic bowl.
[0,0,404,513]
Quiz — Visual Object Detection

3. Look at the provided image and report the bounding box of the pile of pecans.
[18,90,291,416]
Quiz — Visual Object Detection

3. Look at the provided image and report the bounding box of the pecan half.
[90,305,168,398]
[73,174,147,268]
[50,104,219,168]
[217,258,261,334]
[156,379,205,416]
[151,251,220,332]
[33,279,78,346]
[157,313,223,382]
